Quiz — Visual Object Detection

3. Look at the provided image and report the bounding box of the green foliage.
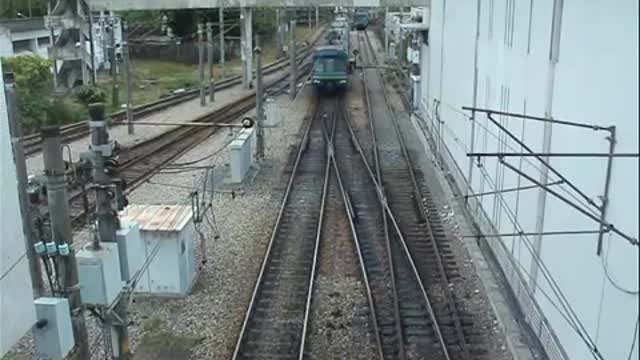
[2,55,53,129]
[0,0,46,18]
[75,85,107,105]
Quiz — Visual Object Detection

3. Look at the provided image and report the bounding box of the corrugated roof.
[123,205,193,232]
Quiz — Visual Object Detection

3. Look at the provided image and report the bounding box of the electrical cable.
[601,232,639,295]
[425,97,602,218]
[628,316,639,360]
[473,162,603,359]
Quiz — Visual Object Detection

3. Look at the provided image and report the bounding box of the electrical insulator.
[57,244,70,256]
[45,241,57,255]
[34,242,46,255]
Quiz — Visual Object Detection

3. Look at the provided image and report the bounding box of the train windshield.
[314,56,347,73]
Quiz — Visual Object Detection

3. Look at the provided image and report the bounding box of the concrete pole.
[41,126,90,359]
[4,73,44,297]
[198,23,206,106]
[315,6,319,27]
[255,36,264,160]
[109,19,119,108]
[288,20,297,101]
[240,7,253,89]
[207,21,215,103]
[308,7,312,29]
[384,7,389,60]
[122,20,134,134]
[88,11,97,85]
[219,7,225,79]
[88,103,130,360]
[276,8,284,58]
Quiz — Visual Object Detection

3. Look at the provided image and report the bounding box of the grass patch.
[95,27,317,112]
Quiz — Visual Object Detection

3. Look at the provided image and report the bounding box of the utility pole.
[122,20,134,134]
[88,11,97,84]
[255,36,264,160]
[276,8,283,58]
[219,7,225,79]
[384,7,389,61]
[207,21,215,103]
[4,72,44,297]
[198,23,206,107]
[42,126,90,359]
[288,20,297,101]
[108,18,119,108]
[89,103,130,359]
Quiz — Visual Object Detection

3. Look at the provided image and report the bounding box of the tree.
[2,55,53,129]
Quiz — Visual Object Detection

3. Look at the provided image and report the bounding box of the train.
[353,10,370,30]
[311,17,356,94]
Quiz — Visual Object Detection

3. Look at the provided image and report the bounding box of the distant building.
[0,18,60,58]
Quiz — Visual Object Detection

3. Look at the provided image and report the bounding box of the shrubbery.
[2,55,53,130]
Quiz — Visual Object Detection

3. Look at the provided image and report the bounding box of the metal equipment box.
[32,297,74,360]
[76,242,123,306]
[116,219,146,286]
[120,205,197,297]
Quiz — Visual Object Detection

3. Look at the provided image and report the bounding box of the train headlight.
[339,80,347,84]
[313,80,321,84]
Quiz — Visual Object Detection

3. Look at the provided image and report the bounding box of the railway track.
[358,29,491,358]
[333,97,447,360]
[39,61,314,230]
[22,45,316,156]
[232,98,330,360]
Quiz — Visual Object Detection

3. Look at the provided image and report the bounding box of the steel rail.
[358,31,408,360]
[367,26,471,358]
[297,107,332,360]
[355,31,452,360]
[319,98,386,360]
[231,98,325,360]
[40,63,313,230]
[23,45,318,156]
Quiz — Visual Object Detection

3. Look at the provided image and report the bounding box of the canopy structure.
[88,0,427,11]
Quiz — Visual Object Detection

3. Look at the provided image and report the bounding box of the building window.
[12,39,31,53]
[37,37,50,47]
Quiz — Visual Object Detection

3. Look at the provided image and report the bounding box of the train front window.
[314,57,347,73]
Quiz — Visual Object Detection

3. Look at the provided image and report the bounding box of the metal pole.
[4,72,43,297]
[384,7,389,60]
[109,19,119,108]
[88,11,97,85]
[42,126,90,359]
[597,127,616,255]
[123,20,133,134]
[315,6,319,27]
[198,23,206,106]
[255,36,264,160]
[499,158,638,246]
[289,20,297,101]
[308,7,312,29]
[219,6,225,79]
[88,103,130,359]
[207,21,215,103]
[276,8,283,58]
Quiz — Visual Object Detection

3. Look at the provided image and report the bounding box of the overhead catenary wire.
[424,102,603,357]
[425,96,602,219]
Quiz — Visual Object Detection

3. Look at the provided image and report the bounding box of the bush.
[75,85,107,105]
[2,55,54,128]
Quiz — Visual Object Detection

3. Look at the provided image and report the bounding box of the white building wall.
[419,1,639,359]
[0,60,37,357]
